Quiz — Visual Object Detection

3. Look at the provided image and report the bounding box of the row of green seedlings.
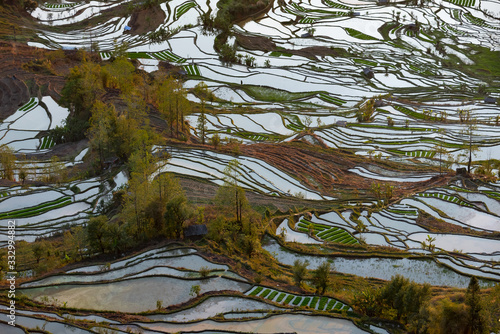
[408,64,435,77]
[175,1,197,20]
[100,52,111,60]
[318,93,346,106]
[405,151,435,158]
[39,136,55,150]
[441,24,468,36]
[283,116,305,132]
[297,219,359,245]
[19,98,37,112]
[353,58,378,67]
[344,28,378,41]
[153,50,186,63]
[0,197,72,219]
[269,51,292,57]
[247,286,351,312]
[386,208,418,216]
[183,64,200,76]
[43,2,79,8]
[299,17,317,24]
[417,192,474,208]
[126,52,152,60]
[0,191,9,198]
[445,0,476,7]
[393,105,435,121]
[323,0,351,9]
[463,13,499,29]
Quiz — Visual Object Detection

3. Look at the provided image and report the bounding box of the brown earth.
[128,5,166,36]
[235,33,348,60]
[170,141,450,209]
[0,42,81,120]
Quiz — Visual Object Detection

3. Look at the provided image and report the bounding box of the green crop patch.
[39,136,55,150]
[276,293,286,302]
[345,28,379,41]
[310,296,319,309]
[268,291,278,300]
[19,98,37,112]
[324,0,351,9]
[318,93,346,106]
[292,296,302,305]
[250,286,263,296]
[284,295,295,304]
[0,197,72,219]
[318,297,329,310]
[261,289,271,298]
[127,52,152,59]
[175,1,197,20]
[183,64,201,76]
[297,220,358,245]
[155,51,186,63]
[300,297,311,306]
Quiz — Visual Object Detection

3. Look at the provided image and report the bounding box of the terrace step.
[0,76,30,120]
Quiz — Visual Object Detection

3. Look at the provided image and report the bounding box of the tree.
[197,112,208,145]
[87,215,109,253]
[380,275,431,322]
[461,118,479,173]
[357,98,375,122]
[102,57,135,95]
[157,76,177,136]
[312,261,332,294]
[60,59,104,120]
[210,133,221,149]
[190,284,201,296]
[465,276,487,334]
[434,129,449,175]
[217,160,248,225]
[292,259,309,287]
[164,192,191,239]
[32,242,46,264]
[0,145,16,181]
[86,101,118,168]
[432,298,468,334]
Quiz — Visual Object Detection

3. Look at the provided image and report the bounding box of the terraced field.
[0,0,499,332]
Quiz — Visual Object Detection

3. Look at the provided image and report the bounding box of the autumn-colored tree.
[87,100,118,168]
[0,145,16,181]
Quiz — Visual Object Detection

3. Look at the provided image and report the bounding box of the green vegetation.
[242,86,313,102]
[297,219,358,245]
[344,28,378,41]
[175,1,197,20]
[0,197,72,219]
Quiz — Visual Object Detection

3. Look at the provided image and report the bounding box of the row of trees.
[353,275,499,333]
[292,259,333,295]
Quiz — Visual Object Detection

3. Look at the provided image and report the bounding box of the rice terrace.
[0,0,500,332]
